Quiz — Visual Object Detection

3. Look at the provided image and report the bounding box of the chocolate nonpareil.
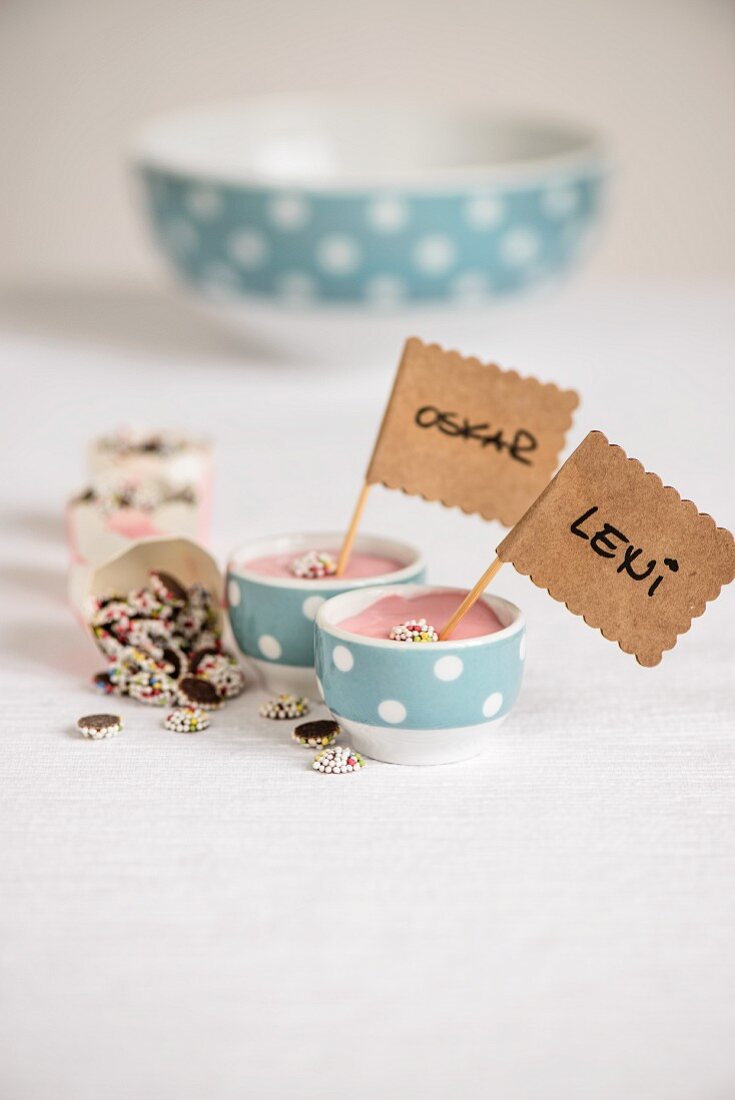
[89,570,245,707]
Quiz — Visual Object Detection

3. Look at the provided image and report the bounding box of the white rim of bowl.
[316,584,525,649]
[131,96,610,192]
[227,532,425,591]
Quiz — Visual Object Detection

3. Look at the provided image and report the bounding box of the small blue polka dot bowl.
[315,584,525,766]
[226,533,425,696]
[133,98,608,356]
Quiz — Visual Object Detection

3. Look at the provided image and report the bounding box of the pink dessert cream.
[245,549,403,581]
[338,592,504,641]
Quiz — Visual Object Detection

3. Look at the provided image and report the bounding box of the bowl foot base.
[335,714,507,766]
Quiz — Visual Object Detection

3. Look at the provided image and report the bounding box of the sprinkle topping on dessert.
[290,550,338,580]
[389,618,439,643]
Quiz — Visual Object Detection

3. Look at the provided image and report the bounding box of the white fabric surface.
[0,281,733,1100]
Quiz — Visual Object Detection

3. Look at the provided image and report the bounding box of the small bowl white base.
[336,715,508,766]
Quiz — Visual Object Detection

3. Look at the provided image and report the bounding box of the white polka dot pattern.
[146,168,601,307]
[482,692,503,718]
[186,187,223,221]
[229,229,269,268]
[413,235,457,275]
[332,645,354,672]
[378,700,407,724]
[367,197,409,233]
[500,228,540,267]
[433,655,464,682]
[315,234,361,276]
[465,194,504,230]
[302,595,325,621]
[313,622,524,740]
[267,194,310,230]
[258,635,282,660]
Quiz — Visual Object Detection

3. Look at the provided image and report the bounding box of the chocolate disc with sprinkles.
[76,713,122,740]
[128,668,177,706]
[177,675,222,710]
[292,719,341,747]
[160,646,187,679]
[189,645,222,673]
[164,706,210,733]
[92,669,117,695]
[149,570,188,607]
[197,653,246,699]
[259,694,310,720]
[312,745,365,774]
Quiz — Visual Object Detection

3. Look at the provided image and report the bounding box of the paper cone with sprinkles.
[439,430,735,665]
[336,337,580,573]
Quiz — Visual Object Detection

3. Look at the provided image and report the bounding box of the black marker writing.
[590,523,629,559]
[414,406,538,466]
[571,506,679,598]
[617,545,656,581]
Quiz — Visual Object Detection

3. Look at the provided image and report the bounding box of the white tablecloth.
[0,281,733,1100]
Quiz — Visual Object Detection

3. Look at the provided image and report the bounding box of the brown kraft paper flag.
[366,337,580,526]
[497,430,735,666]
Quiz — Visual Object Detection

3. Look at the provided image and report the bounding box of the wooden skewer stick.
[438,557,504,640]
[336,482,372,576]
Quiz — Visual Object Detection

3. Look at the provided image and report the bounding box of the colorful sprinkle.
[164,706,210,733]
[128,669,178,706]
[197,653,246,699]
[259,694,311,720]
[389,618,439,643]
[148,570,188,607]
[312,745,365,774]
[87,572,245,713]
[290,550,338,580]
[92,669,117,695]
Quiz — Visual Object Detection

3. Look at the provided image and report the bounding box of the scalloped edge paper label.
[366,337,580,527]
[497,430,735,666]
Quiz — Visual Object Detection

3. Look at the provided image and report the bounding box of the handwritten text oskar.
[414,406,537,466]
[497,430,735,666]
[366,337,579,526]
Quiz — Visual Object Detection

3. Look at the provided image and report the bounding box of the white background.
[1,0,734,284]
[1,2,734,1097]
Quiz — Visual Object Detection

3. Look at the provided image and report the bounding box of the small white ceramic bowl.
[226,532,425,695]
[315,584,526,765]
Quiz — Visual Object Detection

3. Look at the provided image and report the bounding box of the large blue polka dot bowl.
[133,98,608,356]
[227,533,425,696]
[315,584,525,766]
